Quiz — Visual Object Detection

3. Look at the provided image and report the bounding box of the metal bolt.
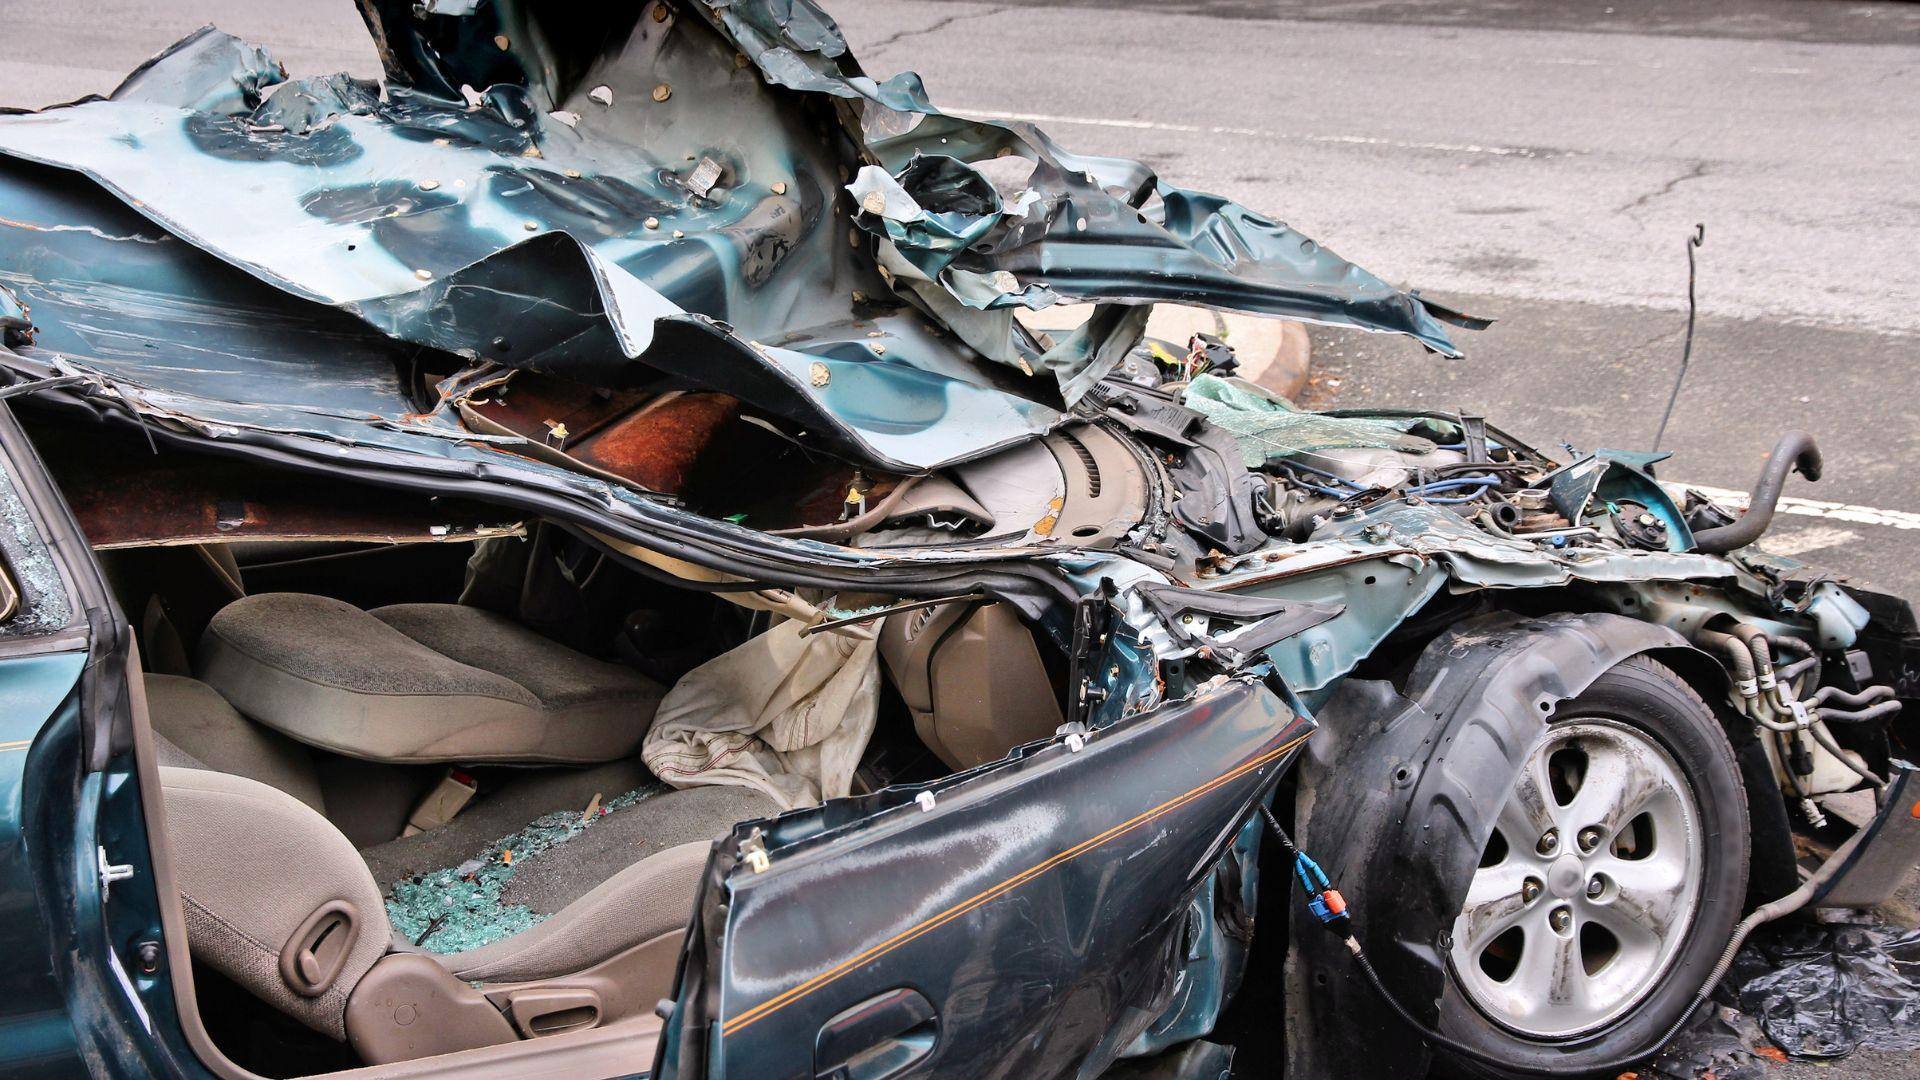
[652,83,673,102]
[135,940,163,975]
[1521,877,1542,903]
[1578,826,1603,853]
[1536,828,1558,856]
[1587,875,1605,899]
[1550,907,1572,933]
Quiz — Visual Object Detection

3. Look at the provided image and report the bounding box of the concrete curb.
[1234,318,1311,402]
[1019,305,1312,401]
[1138,305,1312,401]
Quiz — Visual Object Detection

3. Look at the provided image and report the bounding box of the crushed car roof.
[0,0,1470,475]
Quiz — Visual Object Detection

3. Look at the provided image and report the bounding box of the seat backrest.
[158,766,391,1040]
[145,673,326,813]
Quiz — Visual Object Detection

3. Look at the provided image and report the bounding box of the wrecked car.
[0,2,1914,1078]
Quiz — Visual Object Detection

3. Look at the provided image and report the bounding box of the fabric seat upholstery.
[152,730,777,1047]
[144,672,327,813]
[360,784,769,983]
[159,766,389,1040]
[156,765,775,1041]
[196,593,666,765]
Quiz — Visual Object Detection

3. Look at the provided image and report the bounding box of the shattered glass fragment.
[1182,373,1429,466]
[384,785,666,953]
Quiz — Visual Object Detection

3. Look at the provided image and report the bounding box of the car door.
[0,398,201,1078]
[654,673,1312,1080]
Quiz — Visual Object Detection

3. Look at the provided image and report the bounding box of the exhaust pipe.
[1692,430,1823,554]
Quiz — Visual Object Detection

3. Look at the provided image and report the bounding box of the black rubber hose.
[1693,431,1823,553]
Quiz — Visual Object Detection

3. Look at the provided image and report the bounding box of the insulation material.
[384,785,663,954]
[642,593,879,810]
[1181,374,1431,467]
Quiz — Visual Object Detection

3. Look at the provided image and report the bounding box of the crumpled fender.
[1282,612,1703,1079]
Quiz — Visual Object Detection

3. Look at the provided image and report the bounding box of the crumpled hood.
[0,0,1470,472]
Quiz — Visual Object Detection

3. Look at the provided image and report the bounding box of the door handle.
[814,987,938,1080]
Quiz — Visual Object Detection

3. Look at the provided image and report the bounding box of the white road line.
[1756,525,1860,557]
[1674,484,1920,533]
[948,107,1563,159]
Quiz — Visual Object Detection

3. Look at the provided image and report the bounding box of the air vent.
[1061,431,1102,498]
[906,605,938,639]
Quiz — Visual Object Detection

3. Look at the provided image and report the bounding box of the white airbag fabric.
[642,591,879,809]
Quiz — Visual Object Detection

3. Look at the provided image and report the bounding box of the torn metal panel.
[0,0,1464,480]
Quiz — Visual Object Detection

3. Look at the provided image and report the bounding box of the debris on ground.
[1646,916,1920,1079]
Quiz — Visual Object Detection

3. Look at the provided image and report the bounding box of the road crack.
[863,5,1011,53]
[1618,160,1712,213]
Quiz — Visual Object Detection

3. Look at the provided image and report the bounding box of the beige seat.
[147,677,778,1061]
[196,593,666,765]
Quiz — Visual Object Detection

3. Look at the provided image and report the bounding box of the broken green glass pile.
[384,785,665,954]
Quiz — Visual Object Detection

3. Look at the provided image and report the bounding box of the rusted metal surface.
[35,423,522,549]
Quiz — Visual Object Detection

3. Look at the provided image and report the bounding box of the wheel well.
[1636,644,1799,908]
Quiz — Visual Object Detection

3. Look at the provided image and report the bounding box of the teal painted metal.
[0,0,1468,475]
[0,649,89,1077]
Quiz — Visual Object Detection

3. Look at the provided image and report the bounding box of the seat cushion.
[197,593,665,765]
[159,761,777,1044]
[363,781,778,981]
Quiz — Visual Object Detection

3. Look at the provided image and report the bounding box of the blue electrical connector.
[1260,805,1350,936]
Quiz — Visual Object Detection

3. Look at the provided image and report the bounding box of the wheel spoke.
[1565,737,1664,837]
[1593,847,1688,898]
[1586,854,1690,952]
[1512,918,1588,1012]
[1457,861,1534,953]
[1498,753,1559,842]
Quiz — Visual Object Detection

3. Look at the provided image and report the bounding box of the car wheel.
[1435,655,1749,1076]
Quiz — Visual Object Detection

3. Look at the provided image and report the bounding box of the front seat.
[153,753,775,1062]
[197,593,666,764]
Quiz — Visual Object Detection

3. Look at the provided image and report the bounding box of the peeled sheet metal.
[0,1,1465,474]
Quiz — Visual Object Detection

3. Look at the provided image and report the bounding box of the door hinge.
[98,846,134,899]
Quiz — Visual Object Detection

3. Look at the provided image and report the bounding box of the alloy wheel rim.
[1448,719,1704,1039]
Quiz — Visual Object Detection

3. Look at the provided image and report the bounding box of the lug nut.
[1536,828,1558,856]
[1587,875,1605,899]
[1521,877,1543,903]
[1577,826,1603,853]
[1550,907,1572,934]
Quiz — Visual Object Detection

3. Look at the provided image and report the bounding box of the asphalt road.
[1,2,1915,1075]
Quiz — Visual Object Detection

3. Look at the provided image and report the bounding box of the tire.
[1434,655,1749,1076]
